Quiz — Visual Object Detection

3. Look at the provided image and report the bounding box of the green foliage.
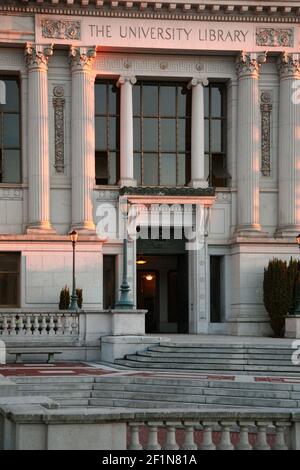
[59,285,70,310]
[263,258,300,336]
[76,288,83,310]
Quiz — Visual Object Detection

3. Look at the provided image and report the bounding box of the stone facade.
[0,1,300,338]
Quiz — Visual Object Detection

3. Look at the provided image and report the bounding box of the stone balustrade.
[0,311,79,337]
[1,407,299,450]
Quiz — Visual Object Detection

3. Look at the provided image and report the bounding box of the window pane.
[134,153,141,185]
[178,119,186,152]
[178,154,186,186]
[143,118,158,151]
[161,153,176,186]
[103,255,116,309]
[204,153,210,181]
[212,153,227,187]
[108,85,117,114]
[178,87,188,117]
[3,150,21,183]
[0,253,19,272]
[95,151,108,185]
[2,80,19,112]
[204,86,209,118]
[211,120,222,152]
[143,153,158,185]
[95,116,106,150]
[3,114,20,148]
[160,86,176,116]
[95,83,106,114]
[109,117,118,150]
[205,120,209,153]
[143,85,158,116]
[133,85,140,116]
[0,272,19,306]
[160,119,176,151]
[109,152,117,184]
[133,117,140,151]
[211,87,222,118]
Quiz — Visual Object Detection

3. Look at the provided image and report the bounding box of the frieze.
[41,19,81,40]
[0,189,23,201]
[256,28,294,47]
[96,190,119,201]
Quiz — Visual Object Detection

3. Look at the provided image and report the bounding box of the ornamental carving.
[25,42,53,69]
[236,51,267,78]
[260,91,272,177]
[69,46,97,70]
[277,52,300,78]
[256,28,294,47]
[53,86,65,173]
[41,20,81,40]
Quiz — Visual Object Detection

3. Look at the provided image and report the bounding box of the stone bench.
[7,349,63,364]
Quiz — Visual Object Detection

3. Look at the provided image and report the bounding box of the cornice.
[2,1,300,23]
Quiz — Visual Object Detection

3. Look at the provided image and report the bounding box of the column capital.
[69,46,96,72]
[116,75,137,87]
[277,52,300,79]
[236,51,267,79]
[187,77,209,89]
[25,42,53,71]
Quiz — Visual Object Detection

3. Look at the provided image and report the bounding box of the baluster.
[48,314,55,336]
[40,315,47,336]
[18,314,25,336]
[72,314,78,335]
[201,421,216,450]
[236,421,253,450]
[10,315,17,336]
[254,422,271,450]
[145,422,161,450]
[32,314,40,335]
[128,423,143,450]
[56,314,63,335]
[63,314,72,335]
[164,422,179,450]
[183,421,197,450]
[0,314,2,335]
[217,421,234,450]
[272,422,289,450]
[2,315,8,335]
[25,314,32,335]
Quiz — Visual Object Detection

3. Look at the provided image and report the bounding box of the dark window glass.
[210,255,222,323]
[0,252,20,307]
[95,81,120,185]
[133,82,191,186]
[0,78,21,184]
[103,255,116,309]
[204,83,228,187]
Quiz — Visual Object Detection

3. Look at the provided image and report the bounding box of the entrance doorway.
[137,254,188,333]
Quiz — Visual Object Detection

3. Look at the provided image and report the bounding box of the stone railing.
[1,407,300,450]
[0,311,79,337]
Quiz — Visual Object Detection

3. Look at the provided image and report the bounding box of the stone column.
[117,76,137,187]
[236,52,266,236]
[188,77,209,189]
[276,53,300,237]
[25,43,54,233]
[69,46,96,233]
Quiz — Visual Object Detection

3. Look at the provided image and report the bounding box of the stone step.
[13,376,94,384]
[25,389,92,398]
[143,350,294,360]
[58,398,90,407]
[150,346,294,355]
[18,383,93,391]
[159,342,295,350]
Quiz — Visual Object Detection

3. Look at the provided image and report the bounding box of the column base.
[71,221,96,235]
[234,224,268,238]
[119,178,137,188]
[275,225,300,238]
[26,222,56,235]
[189,179,209,189]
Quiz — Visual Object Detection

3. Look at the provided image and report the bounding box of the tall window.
[95,81,120,185]
[0,77,21,184]
[0,252,20,307]
[103,255,116,309]
[133,82,191,186]
[204,83,228,187]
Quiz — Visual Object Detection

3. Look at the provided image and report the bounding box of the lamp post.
[294,234,300,314]
[115,197,134,309]
[69,230,79,311]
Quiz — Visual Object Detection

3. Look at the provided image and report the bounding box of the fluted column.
[276,53,300,237]
[117,76,137,187]
[69,46,96,233]
[236,52,266,236]
[25,43,54,233]
[188,77,209,188]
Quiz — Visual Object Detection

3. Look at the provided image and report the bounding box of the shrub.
[76,288,83,310]
[59,286,70,310]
